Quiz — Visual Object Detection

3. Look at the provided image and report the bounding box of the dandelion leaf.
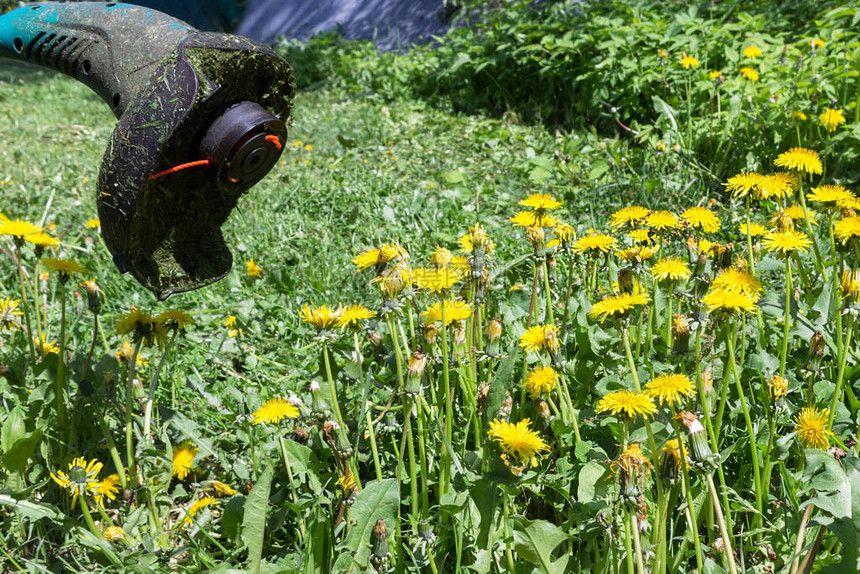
[512,516,571,574]
[242,466,273,573]
[332,478,399,573]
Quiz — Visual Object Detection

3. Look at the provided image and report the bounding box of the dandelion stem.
[560,252,576,342]
[98,412,127,489]
[623,507,635,574]
[143,330,177,445]
[125,338,143,485]
[433,303,452,499]
[415,400,430,518]
[557,370,580,443]
[707,473,738,574]
[797,177,824,275]
[401,396,419,531]
[672,418,704,572]
[14,243,36,366]
[365,407,383,482]
[621,328,658,458]
[79,496,100,537]
[543,259,555,326]
[827,314,854,430]
[502,490,516,574]
[780,256,793,378]
[323,343,346,429]
[55,280,67,430]
[278,434,306,541]
[631,513,646,574]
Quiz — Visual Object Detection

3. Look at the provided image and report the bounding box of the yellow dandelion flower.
[725,172,763,198]
[596,390,657,419]
[616,245,659,264]
[840,269,860,304]
[794,407,834,450]
[553,222,576,243]
[252,398,299,425]
[337,304,376,328]
[774,148,822,175]
[645,373,696,407]
[430,246,453,269]
[518,324,560,353]
[0,297,23,331]
[246,259,263,277]
[352,242,408,271]
[680,55,699,69]
[739,67,759,81]
[681,207,721,233]
[793,111,808,121]
[156,309,194,332]
[757,173,796,200]
[651,257,691,282]
[644,210,679,231]
[769,376,788,400]
[743,46,762,58]
[762,229,812,255]
[519,193,562,210]
[834,216,860,244]
[42,258,85,277]
[300,304,344,330]
[488,418,550,468]
[103,526,125,542]
[35,334,60,356]
[509,210,557,228]
[611,443,652,475]
[172,442,198,481]
[372,263,413,299]
[25,232,60,248]
[627,228,653,243]
[224,315,240,337]
[572,233,617,255]
[182,496,219,528]
[820,108,846,133]
[588,292,650,323]
[337,471,358,495]
[85,218,101,229]
[808,185,852,206]
[0,219,42,238]
[413,266,464,293]
[810,38,826,49]
[709,70,722,79]
[116,306,165,348]
[422,299,473,326]
[702,288,758,314]
[459,223,495,254]
[712,267,763,297]
[738,222,767,236]
[210,480,238,497]
[51,457,103,506]
[93,474,121,508]
[523,366,558,398]
[610,206,650,229]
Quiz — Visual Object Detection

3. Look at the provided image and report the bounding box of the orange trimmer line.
[265,134,282,149]
[148,159,212,180]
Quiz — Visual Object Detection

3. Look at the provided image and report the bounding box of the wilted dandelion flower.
[488,418,550,469]
[572,233,617,255]
[645,210,679,231]
[518,324,559,353]
[658,439,688,481]
[794,407,834,450]
[337,471,358,496]
[725,172,763,198]
[774,148,822,175]
[645,373,695,407]
[808,185,852,206]
[743,46,762,58]
[523,366,558,398]
[51,457,103,506]
[702,288,759,314]
[252,398,300,425]
[588,292,650,323]
[681,207,720,233]
[610,206,650,229]
[0,297,23,331]
[651,257,691,282]
[597,390,657,419]
[738,222,768,236]
[172,442,198,480]
[820,108,846,132]
[769,376,789,400]
[182,496,219,528]
[519,193,562,210]
[739,67,759,81]
[509,210,557,228]
[423,299,472,325]
[459,223,495,254]
[246,259,263,277]
[103,526,125,542]
[373,263,413,299]
[834,216,860,244]
[337,304,376,328]
[762,229,812,255]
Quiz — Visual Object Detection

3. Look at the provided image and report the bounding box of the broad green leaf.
[1,406,26,453]
[485,348,517,427]
[242,466,273,574]
[471,478,499,547]
[512,516,571,574]
[652,96,678,133]
[281,438,323,493]
[332,478,399,573]
[802,449,850,519]
[577,461,608,503]
[0,493,63,522]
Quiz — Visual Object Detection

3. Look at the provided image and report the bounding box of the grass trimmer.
[0,2,295,299]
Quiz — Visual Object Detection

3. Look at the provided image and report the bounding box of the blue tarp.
[236,0,452,50]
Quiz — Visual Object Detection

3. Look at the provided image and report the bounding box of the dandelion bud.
[769,375,788,401]
[547,254,557,273]
[431,246,452,269]
[828,446,847,460]
[423,324,437,347]
[658,439,687,484]
[371,519,390,570]
[807,331,825,372]
[476,381,490,415]
[486,318,502,356]
[78,279,103,314]
[310,380,330,421]
[404,351,427,396]
[367,330,383,346]
[753,242,761,261]
[535,400,551,419]
[452,320,467,357]
[617,268,634,295]
[686,236,696,252]
[672,314,691,354]
[611,444,650,510]
[701,369,713,395]
[498,392,513,422]
[694,252,707,277]
[675,411,716,470]
[714,242,734,270]
[324,420,352,457]
[526,226,546,255]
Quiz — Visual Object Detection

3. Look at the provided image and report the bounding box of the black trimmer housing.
[0,2,295,299]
